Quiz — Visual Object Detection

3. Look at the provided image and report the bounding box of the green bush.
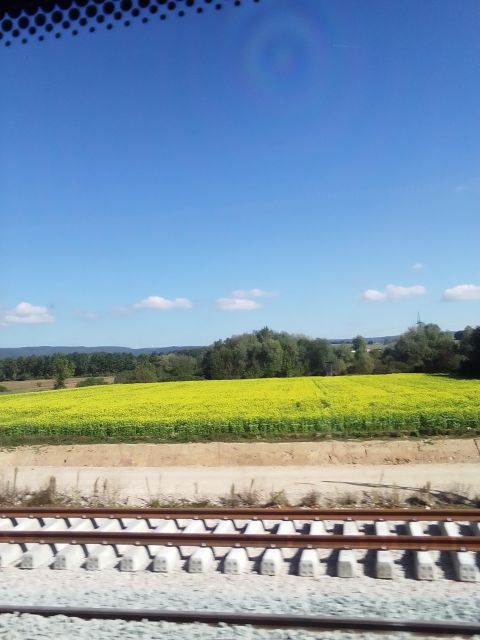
[114,364,157,384]
[76,377,108,388]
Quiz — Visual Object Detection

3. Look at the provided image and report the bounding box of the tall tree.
[383,324,459,373]
[52,355,74,389]
[350,336,374,374]
[459,326,480,377]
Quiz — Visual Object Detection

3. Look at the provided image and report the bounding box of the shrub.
[76,377,108,388]
[114,364,157,384]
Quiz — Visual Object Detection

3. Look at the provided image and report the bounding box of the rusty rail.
[1,506,480,521]
[0,605,478,635]
[0,530,479,551]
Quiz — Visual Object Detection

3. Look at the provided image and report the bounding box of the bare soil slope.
[1,438,478,467]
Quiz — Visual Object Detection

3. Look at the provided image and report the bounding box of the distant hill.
[0,338,396,359]
[0,346,203,358]
[329,335,399,345]
[1,332,459,359]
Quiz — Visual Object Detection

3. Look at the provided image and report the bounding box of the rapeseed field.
[0,374,479,445]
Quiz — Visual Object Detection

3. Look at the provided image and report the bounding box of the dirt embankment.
[0,377,114,394]
[0,438,478,467]
[0,439,478,504]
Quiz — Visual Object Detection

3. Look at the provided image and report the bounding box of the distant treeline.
[0,324,479,385]
[199,324,480,380]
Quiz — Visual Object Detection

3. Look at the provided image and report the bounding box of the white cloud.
[362,289,388,302]
[385,284,426,298]
[231,288,276,299]
[74,310,98,320]
[443,284,480,301]
[412,262,424,271]
[217,297,260,311]
[133,296,192,310]
[216,286,276,311]
[362,284,426,302]
[1,302,55,325]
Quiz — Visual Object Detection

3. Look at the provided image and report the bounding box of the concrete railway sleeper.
[0,513,477,580]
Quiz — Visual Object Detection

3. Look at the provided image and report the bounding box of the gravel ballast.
[0,570,478,639]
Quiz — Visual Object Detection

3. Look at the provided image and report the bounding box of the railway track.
[0,605,478,636]
[2,506,480,520]
[0,507,478,581]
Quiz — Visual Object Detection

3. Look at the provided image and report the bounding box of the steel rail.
[1,506,480,521]
[0,605,478,635]
[1,530,479,550]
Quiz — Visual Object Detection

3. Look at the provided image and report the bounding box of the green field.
[0,373,479,445]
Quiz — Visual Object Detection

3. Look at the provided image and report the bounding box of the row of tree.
[0,351,136,382]
[1,324,479,385]
[200,324,480,379]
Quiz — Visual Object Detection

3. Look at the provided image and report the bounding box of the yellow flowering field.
[0,373,479,444]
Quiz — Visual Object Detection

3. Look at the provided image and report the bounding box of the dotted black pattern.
[1,0,259,46]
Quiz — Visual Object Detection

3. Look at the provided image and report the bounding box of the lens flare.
[235,2,332,100]
[222,0,372,143]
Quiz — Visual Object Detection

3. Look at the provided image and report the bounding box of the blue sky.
[1,0,479,347]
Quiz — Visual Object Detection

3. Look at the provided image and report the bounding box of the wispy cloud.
[112,305,132,316]
[453,176,480,193]
[216,287,276,311]
[231,288,277,299]
[362,289,389,302]
[74,310,99,320]
[1,302,55,325]
[217,297,260,311]
[443,284,480,301]
[412,262,424,271]
[133,296,193,310]
[362,284,426,302]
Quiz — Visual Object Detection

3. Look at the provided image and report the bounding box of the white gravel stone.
[0,569,477,639]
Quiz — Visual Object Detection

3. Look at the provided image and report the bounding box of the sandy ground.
[1,438,479,466]
[0,376,114,393]
[0,439,478,503]
[0,463,478,504]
